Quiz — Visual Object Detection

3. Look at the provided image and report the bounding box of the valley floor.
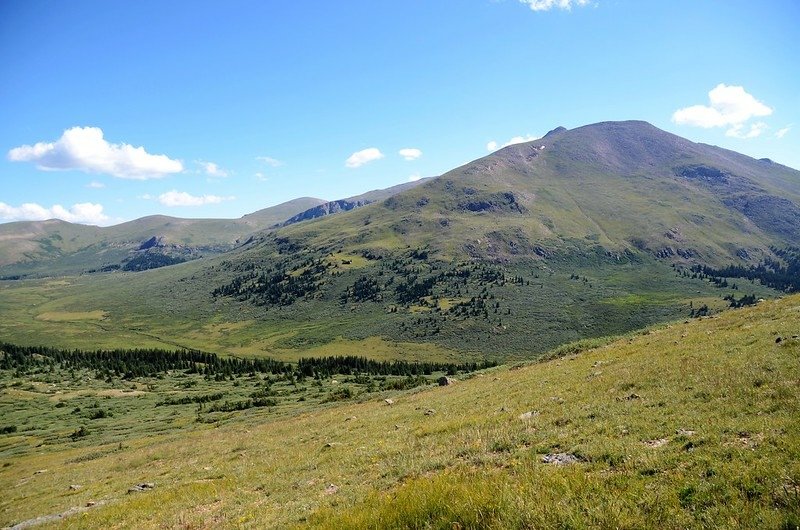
[1,297,799,529]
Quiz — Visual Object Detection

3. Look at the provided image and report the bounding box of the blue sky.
[1,0,798,225]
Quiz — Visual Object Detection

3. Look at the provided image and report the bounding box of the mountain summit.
[278,120,800,266]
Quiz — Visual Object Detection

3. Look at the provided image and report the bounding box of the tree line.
[0,342,495,380]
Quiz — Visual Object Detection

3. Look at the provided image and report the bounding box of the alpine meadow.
[1,2,799,529]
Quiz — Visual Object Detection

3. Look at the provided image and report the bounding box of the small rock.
[325,483,339,495]
[541,453,581,465]
[324,442,340,448]
[34,469,48,475]
[776,337,783,343]
[644,438,669,448]
[625,393,641,401]
[345,416,357,422]
[438,376,456,386]
[127,482,155,494]
[69,484,82,491]
[676,428,695,436]
[424,409,436,416]
[518,411,539,421]
[384,398,394,405]
[86,501,96,507]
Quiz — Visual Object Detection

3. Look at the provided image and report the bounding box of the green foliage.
[122,253,187,272]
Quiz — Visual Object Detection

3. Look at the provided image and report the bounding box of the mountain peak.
[544,126,567,137]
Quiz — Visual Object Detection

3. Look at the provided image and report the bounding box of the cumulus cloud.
[197,161,229,178]
[399,148,422,161]
[157,190,234,207]
[0,201,109,225]
[519,0,590,11]
[256,156,284,167]
[345,147,384,168]
[775,125,792,139]
[408,173,422,182]
[86,180,105,189]
[672,84,773,138]
[486,134,540,152]
[8,126,183,179]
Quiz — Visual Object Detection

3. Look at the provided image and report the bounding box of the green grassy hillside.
[1,295,798,529]
[0,197,326,277]
[0,121,796,360]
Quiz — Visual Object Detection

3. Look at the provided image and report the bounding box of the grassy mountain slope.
[0,121,796,359]
[275,121,800,264]
[280,178,432,227]
[0,197,326,276]
[1,296,798,528]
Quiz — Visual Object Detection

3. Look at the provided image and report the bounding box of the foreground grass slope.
[1,296,798,528]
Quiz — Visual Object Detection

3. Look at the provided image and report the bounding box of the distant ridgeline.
[0,343,496,379]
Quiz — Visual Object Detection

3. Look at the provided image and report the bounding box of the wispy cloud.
[8,126,183,179]
[86,180,106,189]
[519,0,591,12]
[197,161,229,178]
[672,84,773,139]
[0,201,109,225]
[399,148,422,161]
[345,147,384,168]
[775,125,792,139]
[726,122,769,139]
[157,190,234,207]
[486,134,541,152]
[256,156,284,167]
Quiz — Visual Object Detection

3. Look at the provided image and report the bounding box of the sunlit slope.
[277,121,800,264]
[1,121,797,358]
[0,197,325,275]
[1,296,797,529]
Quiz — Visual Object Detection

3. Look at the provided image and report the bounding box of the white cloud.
[486,134,540,152]
[254,172,268,181]
[86,180,105,189]
[519,0,590,12]
[775,125,792,139]
[672,84,773,139]
[157,190,234,207]
[399,148,422,161]
[0,201,109,225]
[256,156,284,167]
[197,161,229,178]
[345,147,384,168]
[8,126,183,179]
[726,122,768,139]
[408,173,422,182]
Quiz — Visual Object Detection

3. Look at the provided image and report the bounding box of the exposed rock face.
[281,199,373,227]
[138,236,164,250]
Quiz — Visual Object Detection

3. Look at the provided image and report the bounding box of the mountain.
[0,197,326,276]
[0,121,798,359]
[275,120,800,265]
[279,179,432,227]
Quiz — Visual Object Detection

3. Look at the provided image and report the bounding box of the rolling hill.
[0,120,798,360]
[0,197,326,276]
